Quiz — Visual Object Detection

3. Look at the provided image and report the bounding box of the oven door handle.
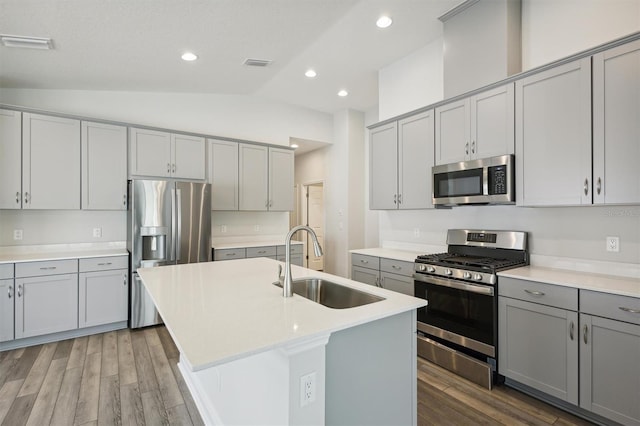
[413,273,494,296]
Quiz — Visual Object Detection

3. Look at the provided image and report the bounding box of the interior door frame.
[301,179,325,270]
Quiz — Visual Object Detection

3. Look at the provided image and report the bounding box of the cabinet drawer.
[276,244,303,256]
[0,264,13,279]
[380,258,413,277]
[581,290,640,326]
[246,246,277,258]
[214,248,246,261]
[499,277,578,311]
[351,254,379,270]
[277,254,303,266]
[16,259,78,278]
[79,256,128,272]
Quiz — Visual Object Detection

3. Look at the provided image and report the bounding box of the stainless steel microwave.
[432,155,515,206]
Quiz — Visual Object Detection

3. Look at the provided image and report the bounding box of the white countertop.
[0,243,128,264]
[499,266,640,298]
[138,257,427,372]
[349,248,424,263]
[212,240,304,250]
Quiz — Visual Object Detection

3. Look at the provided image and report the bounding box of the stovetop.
[415,252,526,273]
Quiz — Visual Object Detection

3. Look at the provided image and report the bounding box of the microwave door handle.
[483,167,489,195]
[413,273,494,296]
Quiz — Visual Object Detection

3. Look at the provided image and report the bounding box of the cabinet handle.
[226,253,236,257]
[379,277,384,288]
[465,142,469,155]
[24,192,30,204]
[619,306,640,314]
[584,178,589,196]
[123,194,127,206]
[17,284,22,298]
[360,259,369,264]
[596,177,602,195]
[123,275,127,286]
[393,194,397,204]
[524,289,544,296]
[257,251,266,254]
[569,321,574,340]
[265,201,269,208]
[583,324,588,344]
[397,194,402,204]
[392,265,401,270]
[40,266,57,270]
[471,140,476,154]
[167,163,171,173]
[172,163,176,173]
[16,192,20,204]
[7,286,12,299]
[97,262,112,266]
[269,200,272,208]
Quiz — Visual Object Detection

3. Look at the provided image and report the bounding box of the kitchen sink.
[273,278,385,309]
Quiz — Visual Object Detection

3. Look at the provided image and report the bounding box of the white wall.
[295,149,327,186]
[0,89,333,146]
[372,0,640,268]
[211,211,289,239]
[522,0,640,70]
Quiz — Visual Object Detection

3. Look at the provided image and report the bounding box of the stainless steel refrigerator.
[127,179,211,328]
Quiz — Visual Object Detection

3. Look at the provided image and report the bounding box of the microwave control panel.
[488,165,507,195]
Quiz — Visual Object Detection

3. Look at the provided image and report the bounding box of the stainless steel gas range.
[413,229,528,389]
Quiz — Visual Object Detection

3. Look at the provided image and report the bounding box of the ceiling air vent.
[243,58,272,67]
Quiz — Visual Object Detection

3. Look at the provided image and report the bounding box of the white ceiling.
[0,0,460,115]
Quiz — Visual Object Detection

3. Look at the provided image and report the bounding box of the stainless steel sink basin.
[274,278,385,309]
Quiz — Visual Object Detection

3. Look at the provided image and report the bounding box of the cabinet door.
[268,147,294,211]
[435,98,469,165]
[471,83,515,159]
[0,279,14,342]
[398,110,434,209]
[498,296,578,404]
[351,265,380,287]
[171,134,205,180]
[380,272,413,296]
[81,121,127,210]
[515,58,592,206]
[79,269,128,328]
[369,122,398,210]
[22,113,81,209]
[593,39,640,205]
[580,314,640,426]
[209,139,239,210]
[239,143,268,211]
[15,274,78,339]
[0,109,22,209]
[129,127,172,177]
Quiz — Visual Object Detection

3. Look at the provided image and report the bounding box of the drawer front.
[276,244,303,256]
[277,254,303,266]
[16,259,78,278]
[0,264,13,279]
[214,248,246,261]
[79,256,129,272]
[380,258,414,277]
[351,254,379,270]
[246,246,277,258]
[581,290,640,326]
[499,277,578,311]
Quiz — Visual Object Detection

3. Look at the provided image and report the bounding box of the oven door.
[414,273,496,357]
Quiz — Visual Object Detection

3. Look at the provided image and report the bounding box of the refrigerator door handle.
[170,188,177,262]
[176,188,182,262]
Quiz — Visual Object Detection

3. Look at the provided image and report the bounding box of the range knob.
[444,269,452,276]
[473,274,483,281]
[427,266,436,273]
[419,264,427,272]
[463,272,471,279]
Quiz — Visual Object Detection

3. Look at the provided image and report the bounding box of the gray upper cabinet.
[239,144,294,211]
[129,127,205,180]
[515,58,592,206]
[593,39,640,205]
[23,113,81,210]
[370,110,434,210]
[81,121,127,210]
[209,139,239,211]
[268,147,294,211]
[0,109,22,209]
[435,83,514,165]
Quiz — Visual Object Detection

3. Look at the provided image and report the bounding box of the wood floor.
[0,326,595,426]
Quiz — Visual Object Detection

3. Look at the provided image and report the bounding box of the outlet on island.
[93,227,102,238]
[13,229,23,240]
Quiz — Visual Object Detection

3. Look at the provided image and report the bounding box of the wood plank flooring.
[1,326,595,425]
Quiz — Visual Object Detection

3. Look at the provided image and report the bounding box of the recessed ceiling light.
[305,69,317,78]
[181,52,198,61]
[0,34,53,49]
[337,90,349,97]
[376,15,393,28]
[290,143,299,149]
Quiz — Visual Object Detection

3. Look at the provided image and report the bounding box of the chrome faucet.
[282,225,323,298]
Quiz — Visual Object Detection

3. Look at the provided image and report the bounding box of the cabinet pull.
[269,200,272,208]
[584,178,589,196]
[167,163,171,173]
[360,259,369,264]
[619,306,640,314]
[123,194,127,206]
[17,284,22,297]
[265,201,269,208]
[16,192,20,204]
[7,286,12,299]
[397,194,402,204]
[225,253,236,257]
[257,251,266,254]
[583,324,588,344]
[40,266,57,270]
[172,163,176,173]
[392,265,401,270]
[380,276,384,288]
[596,177,602,195]
[465,142,469,155]
[569,321,574,340]
[123,275,127,286]
[524,289,545,296]
[393,194,397,204]
[97,262,112,266]
[471,140,476,154]
[24,192,30,204]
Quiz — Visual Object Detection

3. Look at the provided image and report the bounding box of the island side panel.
[325,310,417,425]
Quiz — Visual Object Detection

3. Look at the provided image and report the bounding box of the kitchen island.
[138,257,426,425]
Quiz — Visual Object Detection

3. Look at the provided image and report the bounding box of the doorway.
[303,182,324,271]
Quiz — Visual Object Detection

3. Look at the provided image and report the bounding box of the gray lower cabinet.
[352,265,380,287]
[79,257,128,328]
[0,278,14,342]
[214,244,303,266]
[351,254,414,296]
[579,291,640,426]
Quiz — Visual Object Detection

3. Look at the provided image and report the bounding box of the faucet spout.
[283,225,323,298]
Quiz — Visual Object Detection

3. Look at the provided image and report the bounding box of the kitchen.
[1,0,640,425]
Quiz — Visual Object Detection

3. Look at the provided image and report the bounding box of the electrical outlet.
[13,229,23,240]
[606,236,620,252]
[300,372,316,407]
[220,225,227,233]
[254,224,260,232]
[92,228,102,238]
[413,228,420,238]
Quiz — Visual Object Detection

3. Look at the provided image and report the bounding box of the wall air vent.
[243,58,273,67]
